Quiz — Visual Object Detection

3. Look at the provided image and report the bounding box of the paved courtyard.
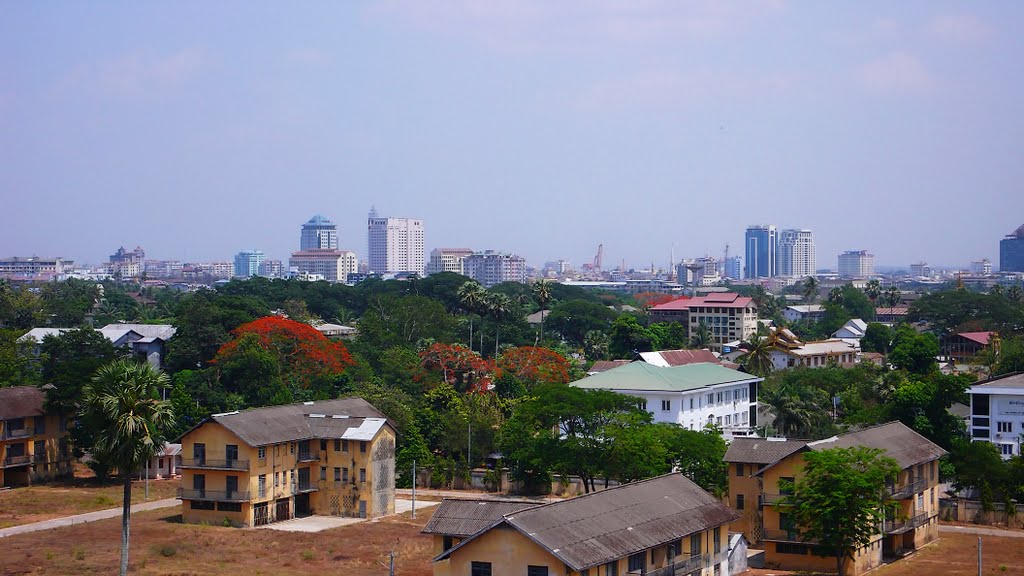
[258,498,438,533]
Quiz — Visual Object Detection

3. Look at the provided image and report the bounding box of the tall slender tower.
[744,225,778,279]
[778,229,816,277]
[367,208,425,275]
[300,215,339,250]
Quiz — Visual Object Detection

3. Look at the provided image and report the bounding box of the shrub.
[301,550,316,562]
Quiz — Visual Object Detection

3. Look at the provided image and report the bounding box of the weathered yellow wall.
[1,413,72,487]
[726,462,762,542]
[447,525,567,576]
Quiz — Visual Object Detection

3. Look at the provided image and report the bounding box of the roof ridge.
[508,472,686,515]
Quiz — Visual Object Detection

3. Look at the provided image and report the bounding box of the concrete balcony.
[883,513,930,534]
[296,452,319,463]
[177,488,251,502]
[646,551,729,576]
[762,529,818,544]
[888,478,927,499]
[295,481,318,493]
[2,428,32,440]
[179,458,250,471]
[759,492,791,506]
[1,455,31,467]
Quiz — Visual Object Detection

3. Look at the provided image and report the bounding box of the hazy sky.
[3,2,1023,270]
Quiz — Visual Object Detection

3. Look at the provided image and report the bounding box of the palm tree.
[485,292,514,356]
[690,322,712,349]
[801,276,820,303]
[827,287,845,307]
[760,383,825,437]
[864,279,882,308]
[990,284,1005,297]
[458,281,486,352]
[884,285,901,318]
[532,279,553,342]
[738,334,775,377]
[1007,284,1022,302]
[81,359,174,576]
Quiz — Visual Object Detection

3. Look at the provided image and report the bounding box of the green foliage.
[165,291,268,372]
[395,421,432,488]
[359,294,456,349]
[860,323,893,354]
[39,279,101,327]
[0,329,41,387]
[0,280,45,329]
[545,300,617,347]
[738,334,774,378]
[907,289,1024,336]
[780,447,900,576]
[885,372,968,450]
[759,373,837,439]
[888,325,939,374]
[40,327,123,416]
[608,314,656,358]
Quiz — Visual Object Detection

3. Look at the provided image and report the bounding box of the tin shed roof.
[724,438,808,465]
[0,386,46,420]
[806,421,947,469]
[205,397,389,447]
[422,499,541,537]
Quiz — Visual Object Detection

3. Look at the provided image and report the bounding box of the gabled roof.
[955,332,993,346]
[833,319,868,339]
[422,498,541,537]
[189,397,391,447]
[587,360,632,374]
[806,422,947,469]
[648,297,693,311]
[0,386,46,420]
[724,437,808,465]
[572,362,760,393]
[435,473,739,571]
[637,349,720,368]
[875,306,909,315]
[785,305,825,314]
[970,371,1024,391]
[101,323,176,340]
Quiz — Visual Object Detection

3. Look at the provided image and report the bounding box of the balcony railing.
[883,513,930,534]
[2,455,32,467]
[179,458,250,471]
[296,452,319,463]
[177,488,251,502]
[888,478,928,499]
[296,480,318,493]
[2,428,31,439]
[646,551,729,576]
[759,493,792,506]
[762,529,817,544]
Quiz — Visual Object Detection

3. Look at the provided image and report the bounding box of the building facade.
[367,210,425,275]
[258,259,284,278]
[970,259,993,276]
[0,256,74,279]
[0,387,73,487]
[463,251,527,287]
[686,292,760,351]
[177,398,395,527]
[300,214,339,251]
[778,229,815,278]
[430,473,739,576]
[723,256,743,280]
[767,328,859,370]
[572,362,761,435]
[745,225,778,279]
[838,250,875,278]
[425,248,474,276]
[968,372,1024,458]
[909,262,931,278]
[233,250,265,278]
[1000,224,1024,272]
[288,250,358,282]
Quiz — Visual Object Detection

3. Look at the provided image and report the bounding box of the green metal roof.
[572,361,759,392]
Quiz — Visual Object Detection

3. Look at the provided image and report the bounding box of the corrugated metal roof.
[971,372,1024,390]
[0,386,46,420]
[588,360,632,373]
[209,397,389,447]
[724,438,808,465]
[806,421,947,469]
[573,362,760,393]
[422,499,541,537]
[438,474,739,571]
[638,349,721,368]
[101,323,176,340]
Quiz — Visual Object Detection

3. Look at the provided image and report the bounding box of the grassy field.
[0,477,180,529]
[0,505,435,576]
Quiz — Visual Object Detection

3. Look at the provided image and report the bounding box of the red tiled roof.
[957,332,993,346]
[651,349,720,366]
[650,292,754,311]
[875,306,909,315]
[588,360,632,373]
[648,296,693,311]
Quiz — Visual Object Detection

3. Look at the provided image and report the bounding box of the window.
[443,535,454,551]
[716,392,722,403]
[334,439,341,451]
[707,393,714,404]
[360,441,367,453]
[713,527,721,553]
[217,502,242,512]
[725,415,731,425]
[736,463,745,476]
[998,422,1013,433]
[193,442,206,464]
[159,458,164,468]
[258,447,266,460]
[689,398,694,410]
[527,567,549,576]
[320,439,328,451]
[342,440,349,452]
[226,475,238,496]
[226,444,239,464]
[334,467,342,481]
[34,417,45,435]
[360,468,366,483]
[628,552,645,573]
[258,475,266,498]
[274,472,279,487]
[343,467,350,483]
[190,500,215,510]
[290,442,295,455]
[471,562,492,576]
[605,560,619,576]
[320,466,327,481]
[776,542,810,555]
[1000,444,1014,456]
[662,400,671,411]
[917,493,924,509]
[736,494,745,510]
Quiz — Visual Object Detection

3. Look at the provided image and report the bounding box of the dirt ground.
[0,476,180,529]
[747,531,1024,576]
[0,505,436,576]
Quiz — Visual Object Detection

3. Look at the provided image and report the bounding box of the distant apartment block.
[745,225,778,279]
[300,214,339,250]
[183,262,233,281]
[258,259,283,278]
[778,229,815,278]
[970,258,992,276]
[969,372,1024,458]
[0,256,74,279]
[144,260,183,279]
[838,250,875,278]
[367,208,425,275]
[233,250,265,279]
[109,246,145,279]
[463,250,527,287]
[288,250,358,283]
[1,387,73,487]
[425,248,473,276]
[1000,224,1024,272]
[909,261,931,278]
[649,292,760,351]
[723,255,742,280]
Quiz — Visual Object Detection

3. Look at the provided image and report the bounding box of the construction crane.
[593,243,603,272]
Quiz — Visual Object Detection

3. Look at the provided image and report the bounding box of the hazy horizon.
[4,2,1023,270]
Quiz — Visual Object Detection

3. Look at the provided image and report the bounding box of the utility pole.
[411,459,416,519]
[978,536,982,576]
[145,459,149,501]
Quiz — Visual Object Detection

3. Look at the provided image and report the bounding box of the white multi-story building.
[463,250,527,287]
[684,292,760,351]
[767,328,859,370]
[910,261,931,278]
[288,249,358,283]
[300,214,339,250]
[425,248,473,276]
[367,209,425,275]
[838,250,875,278]
[258,259,283,278]
[969,372,1024,459]
[778,229,816,277]
[572,362,762,436]
[0,256,74,278]
[233,250,265,278]
[970,259,993,276]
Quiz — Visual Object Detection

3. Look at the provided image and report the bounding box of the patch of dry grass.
[0,476,180,528]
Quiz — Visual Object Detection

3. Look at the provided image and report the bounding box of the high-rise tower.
[367,208,425,275]
[778,229,816,277]
[300,215,339,250]
[744,225,777,279]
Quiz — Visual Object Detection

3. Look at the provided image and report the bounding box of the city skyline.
[4,3,1023,268]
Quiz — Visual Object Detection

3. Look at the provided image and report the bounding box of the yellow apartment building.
[729,422,946,575]
[177,397,395,527]
[0,386,73,488]
[428,473,740,576]
[722,437,808,543]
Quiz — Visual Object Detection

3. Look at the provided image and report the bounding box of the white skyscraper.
[778,229,816,277]
[838,250,875,278]
[367,207,425,275]
[300,215,339,250]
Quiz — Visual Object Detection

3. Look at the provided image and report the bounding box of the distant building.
[782,304,825,323]
[367,208,425,275]
[300,214,339,251]
[970,258,993,276]
[288,250,358,282]
[745,225,777,279]
[425,248,473,276]
[258,259,283,278]
[1000,224,1024,272]
[463,250,526,287]
[838,250,875,278]
[969,372,1024,458]
[0,256,73,279]
[723,255,742,280]
[767,328,859,370]
[910,261,931,278]
[941,331,993,364]
[109,246,145,279]
[233,250,265,279]
[778,229,815,278]
[183,262,233,281]
[0,387,73,487]
[144,260,183,279]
